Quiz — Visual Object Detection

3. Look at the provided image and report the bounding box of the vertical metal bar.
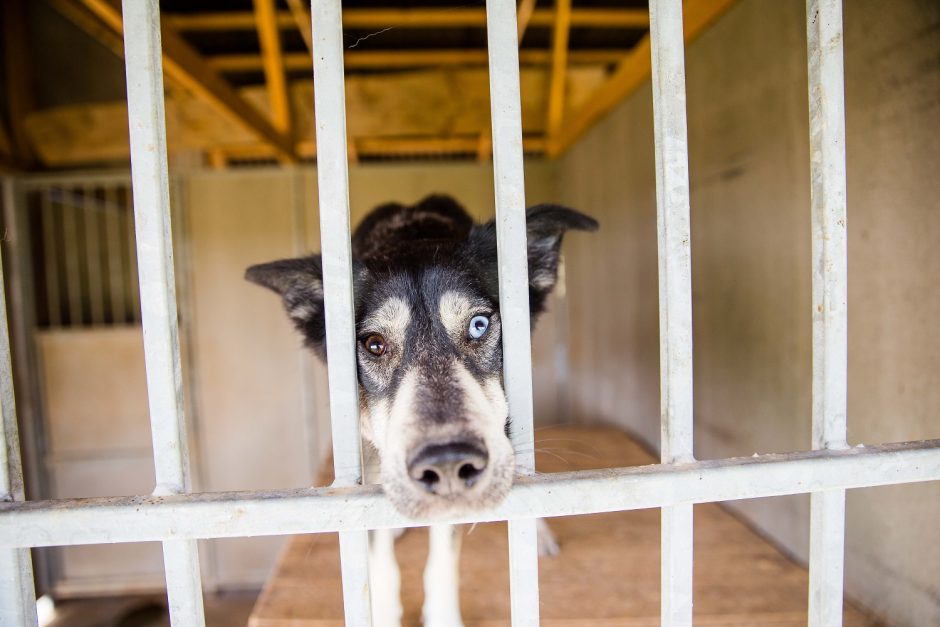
[485,0,541,624]
[83,186,105,325]
[309,2,372,624]
[121,1,205,625]
[806,1,849,625]
[105,185,126,324]
[61,187,84,326]
[40,189,62,327]
[0,182,39,626]
[125,187,141,323]
[649,1,695,625]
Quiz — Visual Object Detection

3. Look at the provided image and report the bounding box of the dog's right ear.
[245,255,326,351]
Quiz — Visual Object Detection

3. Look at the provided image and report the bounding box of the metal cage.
[1,1,939,625]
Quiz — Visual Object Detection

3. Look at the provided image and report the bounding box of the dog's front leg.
[370,528,402,627]
[422,524,464,627]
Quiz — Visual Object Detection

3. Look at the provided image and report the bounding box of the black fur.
[245,194,598,358]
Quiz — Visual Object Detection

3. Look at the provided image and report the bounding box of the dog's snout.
[408,441,488,496]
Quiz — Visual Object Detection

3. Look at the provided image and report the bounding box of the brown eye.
[363,334,386,356]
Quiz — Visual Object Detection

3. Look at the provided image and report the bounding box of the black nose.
[408,441,489,495]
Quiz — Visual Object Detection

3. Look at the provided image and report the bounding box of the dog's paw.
[422,610,465,627]
[371,594,402,627]
[373,613,402,627]
[536,518,560,557]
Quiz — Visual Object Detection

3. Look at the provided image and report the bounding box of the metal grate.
[18,177,141,329]
[1,1,939,626]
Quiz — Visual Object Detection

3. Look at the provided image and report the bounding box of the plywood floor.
[250,425,881,626]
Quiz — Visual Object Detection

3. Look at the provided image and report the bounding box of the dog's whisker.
[535,446,600,462]
[531,448,572,466]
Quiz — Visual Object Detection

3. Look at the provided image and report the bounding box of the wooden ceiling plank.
[219,136,546,160]
[551,0,738,156]
[546,0,572,148]
[254,0,292,137]
[72,0,295,161]
[165,8,648,31]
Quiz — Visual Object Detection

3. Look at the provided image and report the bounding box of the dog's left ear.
[245,255,327,352]
[525,204,598,314]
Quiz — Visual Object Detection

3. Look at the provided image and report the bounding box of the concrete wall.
[556,1,940,625]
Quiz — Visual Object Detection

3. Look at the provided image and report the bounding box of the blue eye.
[468,315,490,339]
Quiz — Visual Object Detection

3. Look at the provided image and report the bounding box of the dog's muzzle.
[407,440,488,497]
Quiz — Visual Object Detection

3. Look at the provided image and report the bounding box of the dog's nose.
[408,441,488,495]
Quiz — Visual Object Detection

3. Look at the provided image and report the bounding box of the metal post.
[649,1,695,625]
[806,1,849,625]
[0,180,39,627]
[309,1,372,624]
[39,189,62,328]
[121,1,205,624]
[104,185,126,324]
[83,185,105,325]
[485,0,541,624]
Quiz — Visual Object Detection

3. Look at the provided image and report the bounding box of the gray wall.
[557,1,940,625]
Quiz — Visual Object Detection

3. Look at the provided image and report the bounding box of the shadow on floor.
[45,590,258,627]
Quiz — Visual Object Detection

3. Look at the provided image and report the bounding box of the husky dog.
[246,195,597,626]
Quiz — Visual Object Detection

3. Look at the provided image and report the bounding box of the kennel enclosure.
[2,1,940,626]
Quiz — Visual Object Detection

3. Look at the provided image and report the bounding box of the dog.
[246,194,597,626]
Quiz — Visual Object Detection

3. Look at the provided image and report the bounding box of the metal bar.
[485,0,541,623]
[104,185,126,324]
[61,187,84,326]
[19,171,132,188]
[309,1,372,624]
[121,1,205,625]
[0,440,938,549]
[806,1,849,625]
[649,1,695,625]
[83,185,105,325]
[39,189,62,327]
[0,181,39,627]
[124,187,141,323]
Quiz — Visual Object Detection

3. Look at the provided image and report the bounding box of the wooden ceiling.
[18,0,737,168]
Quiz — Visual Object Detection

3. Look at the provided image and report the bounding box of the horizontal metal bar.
[0,439,938,549]
[18,172,132,189]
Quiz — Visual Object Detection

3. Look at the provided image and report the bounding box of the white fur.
[364,297,411,339]
[370,528,402,627]
[437,290,475,337]
[373,369,416,468]
[422,524,464,627]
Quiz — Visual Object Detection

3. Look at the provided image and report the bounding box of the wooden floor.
[250,425,881,626]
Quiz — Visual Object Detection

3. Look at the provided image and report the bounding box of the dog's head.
[246,199,597,518]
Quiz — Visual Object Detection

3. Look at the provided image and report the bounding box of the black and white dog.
[247,195,597,626]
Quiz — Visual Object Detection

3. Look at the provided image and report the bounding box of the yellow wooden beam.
[73,0,296,162]
[551,0,738,156]
[284,0,313,54]
[517,0,538,40]
[208,49,626,73]
[253,0,291,137]
[2,0,36,167]
[165,8,648,31]
[546,0,572,145]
